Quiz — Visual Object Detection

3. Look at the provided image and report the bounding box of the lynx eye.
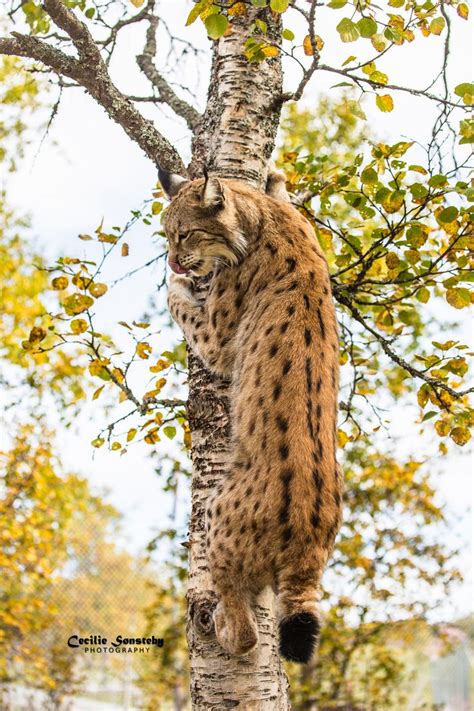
[178,232,189,242]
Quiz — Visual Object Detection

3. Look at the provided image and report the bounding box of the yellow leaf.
[446,287,471,309]
[375,94,394,112]
[91,437,105,448]
[28,326,46,344]
[262,45,279,57]
[112,367,124,383]
[130,0,144,7]
[92,385,105,400]
[51,276,68,290]
[303,35,314,55]
[337,429,350,447]
[144,428,160,445]
[133,321,150,329]
[435,419,450,437]
[417,386,429,408]
[150,359,170,373]
[457,3,469,19]
[111,441,122,450]
[385,252,399,269]
[228,1,246,15]
[121,243,129,257]
[89,282,108,298]
[136,342,152,359]
[154,377,166,391]
[72,274,88,289]
[89,358,110,379]
[430,17,445,35]
[450,427,471,446]
[98,233,118,244]
[63,293,94,315]
[78,234,93,241]
[183,426,192,449]
[127,428,137,442]
[71,318,88,334]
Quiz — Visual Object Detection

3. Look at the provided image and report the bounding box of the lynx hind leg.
[213,592,259,657]
[206,500,259,656]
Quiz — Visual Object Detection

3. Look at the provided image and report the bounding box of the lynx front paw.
[213,600,259,657]
[169,272,194,300]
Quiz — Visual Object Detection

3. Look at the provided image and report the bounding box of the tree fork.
[186,7,290,710]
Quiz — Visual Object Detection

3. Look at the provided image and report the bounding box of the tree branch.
[317,64,464,109]
[0,0,185,172]
[336,291,474,399]
[281,0,319,102]
[136,5,202,131]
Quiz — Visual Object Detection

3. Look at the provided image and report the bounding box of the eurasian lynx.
[160,167,343,663]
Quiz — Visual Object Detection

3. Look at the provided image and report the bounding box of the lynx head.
[159,168,247,277]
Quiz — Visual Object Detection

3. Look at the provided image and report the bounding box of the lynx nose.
[168,259,188,274]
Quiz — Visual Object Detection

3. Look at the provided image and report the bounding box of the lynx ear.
[266,166,291,203]
[201,169,225,210]
[158,166,189,199]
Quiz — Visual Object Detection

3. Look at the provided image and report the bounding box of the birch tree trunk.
[186,8,291,710]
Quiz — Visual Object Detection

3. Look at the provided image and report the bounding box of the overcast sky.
[3,0,472,619]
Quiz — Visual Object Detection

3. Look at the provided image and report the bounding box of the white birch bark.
[186,8,291,710]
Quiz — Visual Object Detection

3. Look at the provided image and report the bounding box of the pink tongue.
[169,260,187,274]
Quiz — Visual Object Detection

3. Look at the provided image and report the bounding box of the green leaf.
[204,13,229,39]
[410,183,429,200]
[438,206,459,223]
[251,0,267,5]
[360,167,378,185]
[328,0,347,8]
[454,82,474,105]
[336,18,360,42]
[282,28,295,41]
[270,0,289,11]
[163,426,177,440]
[416,287,430,303]
[357,17,377,38]
[428,174,448,188]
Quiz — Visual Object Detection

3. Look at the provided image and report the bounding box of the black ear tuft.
[158,166,189,199]
[279,612,320,664]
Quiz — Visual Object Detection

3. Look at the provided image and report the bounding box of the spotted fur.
[162,170,343,663]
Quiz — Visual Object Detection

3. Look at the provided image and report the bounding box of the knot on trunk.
[188,590,219,638]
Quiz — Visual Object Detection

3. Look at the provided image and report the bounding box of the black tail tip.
[279,612,320,664]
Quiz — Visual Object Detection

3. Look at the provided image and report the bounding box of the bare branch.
[136,6,202,131]
[0,0,185,172]
[0,33,79,76]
